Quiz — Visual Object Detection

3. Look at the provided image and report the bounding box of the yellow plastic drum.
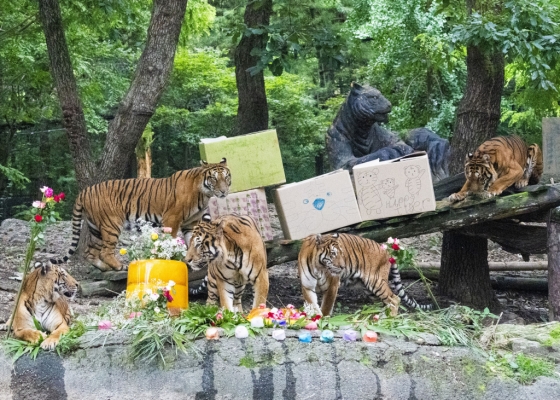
[126,259,188,311]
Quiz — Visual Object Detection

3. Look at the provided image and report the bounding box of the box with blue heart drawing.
[273,169,362,240]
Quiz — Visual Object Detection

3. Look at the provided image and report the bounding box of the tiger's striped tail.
[189,276,208,296]
[389,264,433,311]
[50,196,83,265]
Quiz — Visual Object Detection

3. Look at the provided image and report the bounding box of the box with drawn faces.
[352,152,436,221]
[273,170,362,240]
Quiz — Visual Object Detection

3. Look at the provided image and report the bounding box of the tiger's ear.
[331,233,339,239]
[36,262,50,275]
[201,214,212,223]
[219,158,227,165]
[200,160,208,166]
[482,154,491,162]
[466,152,473,160]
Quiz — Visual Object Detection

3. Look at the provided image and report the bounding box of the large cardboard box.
[352,152,436,221]
[199,129,286,193]
[273,170,362,240]
[207,188,274,241]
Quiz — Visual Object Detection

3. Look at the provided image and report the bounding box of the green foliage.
[56,321,88,356]
[488,353,556,385]
[0,164,29,189]
[2,338,42,362]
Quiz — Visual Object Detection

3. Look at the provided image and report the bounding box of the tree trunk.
[234,0,272,135]
[439,0,505,310]
[136,148,152,179]
[440,232,500,311]
[548,206,560,321]
[38,0,188,188]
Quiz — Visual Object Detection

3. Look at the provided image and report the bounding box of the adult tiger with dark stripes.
[185,213,268,312]
[449,135,543,203]
[51,159,231,271]
[298,233,432,317]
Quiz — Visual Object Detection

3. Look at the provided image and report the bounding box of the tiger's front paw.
[24,330,47,345]
[448,192,466,203]
[515,179,529,189]
[486,190,501,198]
[41,336,60,351]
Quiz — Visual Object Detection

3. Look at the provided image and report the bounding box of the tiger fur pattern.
[185,214,269,312]
[10,262,78,350]
[51,159,231,271]
[449,136,543,203]
[298,233,432,316]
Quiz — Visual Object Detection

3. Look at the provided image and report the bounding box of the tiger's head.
[34,262,79,302]
[463,152,497,193]
[315,233,344,275]
[527,144,543,184]
[185,214,224,271]
[200,158,231,198]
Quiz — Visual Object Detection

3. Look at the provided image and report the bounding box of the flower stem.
[7,228,38,338]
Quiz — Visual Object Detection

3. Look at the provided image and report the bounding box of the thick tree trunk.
[440,1,505,310]
[440,232,500,311]
[37,0,95,187]
[38,0,188,188]
[234,0,272,135]
[136,148,152,179]
[548,206,560,321]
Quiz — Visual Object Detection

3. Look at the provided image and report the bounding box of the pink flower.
[98,320,112,330]
[163,289,174,302]
[32,201,46,209]
[162,227,172,233]
[392,243,400,251]
[389,257,396,264]
[176,237,185,245]
[286,304,295,309]
[381,243,388,250]
[128,312,142,319]
[216,312,223,320]
[373,314,380,322]
[44,188,54,198]
[34,215,43,223]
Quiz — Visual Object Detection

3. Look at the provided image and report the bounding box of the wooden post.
[548,206,560,321]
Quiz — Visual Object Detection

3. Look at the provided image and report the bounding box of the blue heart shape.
[313,198,325,211]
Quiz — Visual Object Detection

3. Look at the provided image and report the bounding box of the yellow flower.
[119,248,127,255]
[45,197,54,203]
[151,233,159,241]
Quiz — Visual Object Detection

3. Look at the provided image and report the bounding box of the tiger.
[185,213,269,312]
[449,136,543,203]
[298,233,432,317]
[51,159,231,271]
[10,262,78,350]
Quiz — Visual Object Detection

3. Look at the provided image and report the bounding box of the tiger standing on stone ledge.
[51,159,231,271]
[449,135,543,203]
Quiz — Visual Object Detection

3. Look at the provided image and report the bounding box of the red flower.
[34,215,43,223]
[388,257,396,264]
[163,289,173,302]
[311,315,321,322]
[58,192,65,201]
[53,195,61,203]
[392,243,400,251]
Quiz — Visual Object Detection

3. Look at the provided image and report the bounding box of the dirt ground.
[0,205,550,328]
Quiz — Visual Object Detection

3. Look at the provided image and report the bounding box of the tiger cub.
[298,233,431,316]
[51,159,231,271]
[10,262,78,350]
[185,214,268,312]
[449,136,543,203]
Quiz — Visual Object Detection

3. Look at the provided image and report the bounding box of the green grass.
[488,353,556,385]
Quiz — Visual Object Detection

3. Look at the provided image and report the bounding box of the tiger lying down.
[10,262,78,350]
[449,135,543,203]
[298,233,432,317]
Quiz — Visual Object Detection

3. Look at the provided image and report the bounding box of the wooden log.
[549,206,560,321]
[415,261,548,271]
[80,280,127,297]
[266,184,560,267]
[399,269,548,292]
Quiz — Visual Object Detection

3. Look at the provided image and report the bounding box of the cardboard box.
[207,188,274,241]
[273,170,362,240]
[352,152,436,221]
[199,129,286,193]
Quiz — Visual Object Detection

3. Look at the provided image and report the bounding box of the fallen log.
[267,184,560,267]
[415,261,548,271]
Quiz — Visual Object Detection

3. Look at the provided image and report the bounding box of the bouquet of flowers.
[121,220,187,261]
[382,237,416,269]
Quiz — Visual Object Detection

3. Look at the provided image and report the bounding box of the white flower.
[154,307,161,313]
[150,293,160,302]
[145,288,153,295]
[394,238,400,245]
[387,237,394,244]
[168,280,176,287]
[40,186,49,193]
[381,243,388,250]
